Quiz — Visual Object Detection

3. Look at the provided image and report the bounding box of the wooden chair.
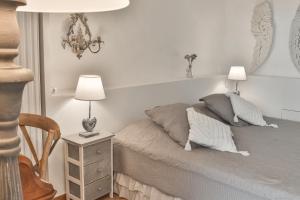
[19,113,61,199]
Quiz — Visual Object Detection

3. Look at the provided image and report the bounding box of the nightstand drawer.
[84,159,110,185]
[83,140,110,165]
[85,176,111,200]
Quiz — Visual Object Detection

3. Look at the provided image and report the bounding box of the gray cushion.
[145,103,223,147]
[193,103,226,123]
[200,94,249,127]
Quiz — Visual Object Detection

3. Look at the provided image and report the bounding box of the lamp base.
[234,90,241,96]
[82,117,97,132]
[79,131,99,138]
[234,81,241,96]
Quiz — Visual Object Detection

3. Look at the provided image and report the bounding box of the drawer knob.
[98,187,102,191]
[96,150,102,154]
[97,169,102,173]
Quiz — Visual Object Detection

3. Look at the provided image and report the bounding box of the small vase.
[186,66,193,78]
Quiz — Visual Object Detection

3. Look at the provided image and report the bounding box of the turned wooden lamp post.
[0,0,129,199]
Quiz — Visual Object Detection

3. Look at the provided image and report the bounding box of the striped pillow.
[228,93,278,128]
[185,108,249,156]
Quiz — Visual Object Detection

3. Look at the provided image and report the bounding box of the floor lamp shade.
[17,0,130,13]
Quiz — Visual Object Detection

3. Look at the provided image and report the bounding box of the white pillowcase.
[228,93,278,128]
[185,108,249,156]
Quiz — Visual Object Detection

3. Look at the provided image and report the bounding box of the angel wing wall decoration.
[290,5,300,72]
[250,0,274,73]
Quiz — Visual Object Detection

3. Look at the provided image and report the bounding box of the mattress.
[113,118,300,200]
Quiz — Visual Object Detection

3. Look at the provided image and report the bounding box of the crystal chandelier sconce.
[62,14,104,59]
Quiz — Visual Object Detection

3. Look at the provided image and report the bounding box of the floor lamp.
[0,0,129,199]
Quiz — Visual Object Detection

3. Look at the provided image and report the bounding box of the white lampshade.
[17,0,130,13]
[75,75,106,101]
[228,66,247,81]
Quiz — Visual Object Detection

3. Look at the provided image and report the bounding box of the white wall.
[43,0,227,92]
[257,0,300,77]
[42,0,300,196]
[43,0,229,195]
[222,0,300,118]
[223,0,300,77]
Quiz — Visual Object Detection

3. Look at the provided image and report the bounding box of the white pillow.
[228,93,278,128]
[185,108,249,156]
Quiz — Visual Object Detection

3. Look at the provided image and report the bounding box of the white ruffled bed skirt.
[114,173,183,200]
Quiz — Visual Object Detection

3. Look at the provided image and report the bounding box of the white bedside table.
[63,132,114,200]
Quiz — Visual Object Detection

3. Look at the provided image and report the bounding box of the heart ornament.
[82,117,97,132]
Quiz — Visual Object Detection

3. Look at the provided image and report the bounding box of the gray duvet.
[114,118,300,200]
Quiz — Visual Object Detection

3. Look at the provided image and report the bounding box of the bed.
[113,117,300,200]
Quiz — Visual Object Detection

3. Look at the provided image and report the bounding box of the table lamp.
[228,66,247,95]
[0,0,129,199]
[75,75,106,138]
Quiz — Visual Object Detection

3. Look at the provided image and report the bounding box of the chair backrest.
[19,113,61,180]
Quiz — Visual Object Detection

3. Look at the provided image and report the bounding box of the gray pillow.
[193,103,226,123]
[145,103,223,147]
[200,94,249,127]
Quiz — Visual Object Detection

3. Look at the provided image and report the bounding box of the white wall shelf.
[49,75,227,97]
